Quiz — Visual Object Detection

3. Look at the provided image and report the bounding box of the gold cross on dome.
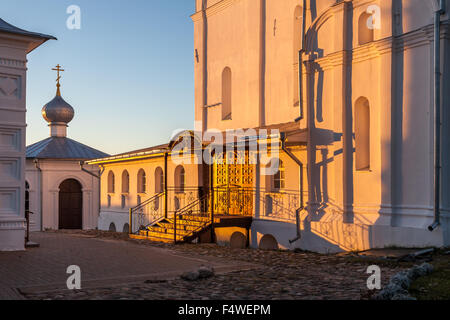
[52,64,64,96]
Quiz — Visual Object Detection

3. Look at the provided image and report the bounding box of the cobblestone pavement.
[6,230,410,300]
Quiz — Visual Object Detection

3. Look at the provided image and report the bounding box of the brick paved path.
[0,232,255,300]
[1,231,409,300]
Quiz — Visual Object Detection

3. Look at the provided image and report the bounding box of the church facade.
[89,0,450,253]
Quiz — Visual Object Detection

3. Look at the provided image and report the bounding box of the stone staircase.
[130,193,212,244]
[134,214,212,243]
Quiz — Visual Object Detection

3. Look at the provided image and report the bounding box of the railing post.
[129,208,133,235]
[174,210,177,244]
[164,153,168,219]
[210,163,215,243]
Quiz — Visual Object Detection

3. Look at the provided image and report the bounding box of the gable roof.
[26,137,109,160]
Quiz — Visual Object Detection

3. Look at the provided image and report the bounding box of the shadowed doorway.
[59,179,82,229]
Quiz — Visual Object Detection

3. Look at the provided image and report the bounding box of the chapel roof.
[26,137,110,160]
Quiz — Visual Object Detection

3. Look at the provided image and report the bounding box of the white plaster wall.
[193,0,450,251]
[25,159,101,231]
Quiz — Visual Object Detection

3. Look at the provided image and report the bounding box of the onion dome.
[41,64,74,125]
[41,94,74,124]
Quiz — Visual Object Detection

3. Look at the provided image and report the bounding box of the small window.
[355,97,371,171]
[107,195,111,208]
[122,170,129,194]
[109,222,116,232]
[273,160,285,191]
[121,195,126,209]
[293,5,303,107]
[108,171,115,193]
[222,67,232,120]
[137,169,146,194]
[155,167,164,193]
[175,165,185,193]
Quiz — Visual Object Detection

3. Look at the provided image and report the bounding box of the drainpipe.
[34,159,43,232]
[79,161,104,228]
[295,0,307,122]
[280,133,304,243]
[429,0,446,232]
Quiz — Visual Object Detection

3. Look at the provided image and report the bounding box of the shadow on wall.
[255,0,440,252]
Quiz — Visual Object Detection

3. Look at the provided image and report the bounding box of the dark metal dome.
[41,94,74,124]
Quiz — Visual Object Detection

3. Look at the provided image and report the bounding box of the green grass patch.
[409,253,450,300]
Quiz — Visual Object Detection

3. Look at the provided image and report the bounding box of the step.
[151,224,198,234]
[138,229,184,241]
[157,220,204,230]
[148,227,192,237]
[178,214,210,222]
[130,234,176,243]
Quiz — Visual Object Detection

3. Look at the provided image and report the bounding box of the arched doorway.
[59,179,82,229]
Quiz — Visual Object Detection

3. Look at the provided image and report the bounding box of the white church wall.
[25,159,100,231]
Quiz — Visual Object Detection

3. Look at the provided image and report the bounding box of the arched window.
[358,12,374,45]
[174,165,185,193]
[293,5,303,107]
[137,169,146,194]
[355,97,371,171]
[222,67,232,120]
[273,160,285,191]
[107,171,115,193]
[122,170,129,194]
[155,167,164,193]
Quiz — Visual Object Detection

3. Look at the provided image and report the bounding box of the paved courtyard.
[0,231,409,300]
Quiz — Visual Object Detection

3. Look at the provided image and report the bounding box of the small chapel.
[25,67,109,232]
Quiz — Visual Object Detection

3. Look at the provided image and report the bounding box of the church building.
[88,0,450,253]
[25,68,109,232]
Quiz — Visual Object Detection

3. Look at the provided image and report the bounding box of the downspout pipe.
[280,133,304,243]
[295,0,307,122]
[430,0,446,232]
[34,159,43,232]
[79,161,104,230]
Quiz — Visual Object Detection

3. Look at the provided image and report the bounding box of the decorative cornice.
[0,219,25,230]
[0,57,26,69]
[191,0,242,22]
[311,21,441,70]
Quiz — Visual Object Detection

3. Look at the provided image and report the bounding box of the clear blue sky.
[2,0,195,155]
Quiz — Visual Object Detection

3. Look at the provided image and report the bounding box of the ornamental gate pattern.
[213,150,254,216]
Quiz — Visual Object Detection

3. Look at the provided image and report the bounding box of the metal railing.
[173,192,211,243]
[129,185,307,237]
[259,189,304,221]
[129,192,165,233]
